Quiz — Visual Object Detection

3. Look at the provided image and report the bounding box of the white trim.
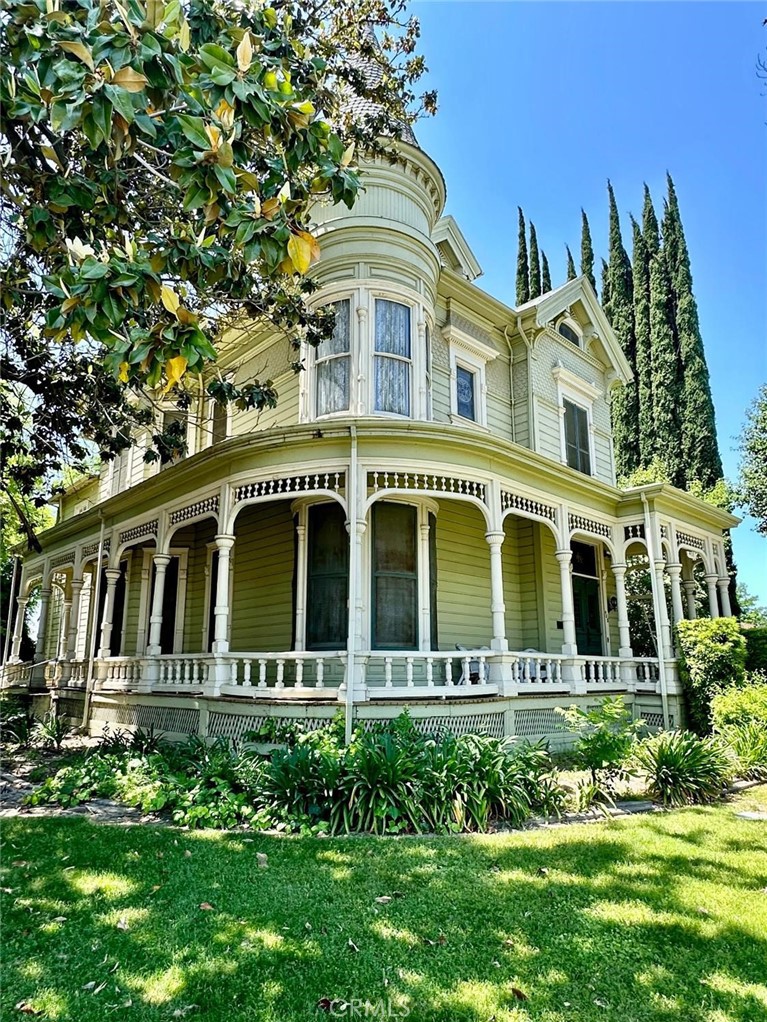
[444,324,497,428]
[552,364,598,477]
[139,547,188,655]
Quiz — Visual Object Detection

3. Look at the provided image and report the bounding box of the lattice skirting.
[92,702,200,735]
[208,712,328,742]
[513,708,568,738]
[56,696,85,722]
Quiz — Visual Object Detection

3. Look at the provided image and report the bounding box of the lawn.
[2,789,767,1022]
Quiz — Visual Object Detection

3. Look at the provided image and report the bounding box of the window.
[564,399,591,474]
[374,299,411,415]
[456,365,477,421]
[372,503,418,648]
[316,299,351,416]
[306,503,349,649]
[558,322,580,346]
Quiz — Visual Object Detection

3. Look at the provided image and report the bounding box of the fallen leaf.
[375,896,392,904]
[347,939,359,953]
[93,981,107,995]
[53,916,67,923]
[199,902,215,911]
[15,1003,42,1016]
[256,853,268,868]
[593,999,609,1009]
[511,988,529,1002]
[537,867,549,876]
[12,861,29,868]
[117,917,129,931]
[82,982,97,991]
[184,850,192,858]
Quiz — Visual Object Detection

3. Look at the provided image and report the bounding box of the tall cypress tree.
[642,183,660,257]
[565,245,576,281]
[605,181,640,478]
[541,250,551,294]
[516,207,530,305]
[631,215,654,466]
[529,221,542,299]
[580,210,596,291]
[649,248,685,486]
[662,173,723,489]
[600,258,610,307]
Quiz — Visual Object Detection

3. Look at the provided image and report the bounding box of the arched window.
[558,321,581,347]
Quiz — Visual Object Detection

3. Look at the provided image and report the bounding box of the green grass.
[3,789,767,1022]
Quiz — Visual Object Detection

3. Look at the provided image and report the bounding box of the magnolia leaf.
[58,41,95,72]
[261,197,279,219]
[163,355,188,393]
[297,230,320,264]
[111,67,148,93]
[118,361,130,383]
[340,142,355,167]
[198,901,215,911]
[146,0,163,28]
[61,296,81,314]
[178,18,190,51]
[236,32,253,73]
[277,181,291,203]
[160,286,180,315]
[287,235,312,274]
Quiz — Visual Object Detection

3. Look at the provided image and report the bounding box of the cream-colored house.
[3,131,737,743]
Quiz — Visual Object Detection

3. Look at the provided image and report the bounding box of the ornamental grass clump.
[635,730,733,807]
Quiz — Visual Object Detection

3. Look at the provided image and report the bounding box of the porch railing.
[219,652,346,697]
[0,660,33,689]
[363,650,499,696]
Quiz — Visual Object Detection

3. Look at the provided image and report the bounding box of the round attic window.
[558,322,580,347]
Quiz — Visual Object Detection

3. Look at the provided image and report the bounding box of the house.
[2,125,738,744]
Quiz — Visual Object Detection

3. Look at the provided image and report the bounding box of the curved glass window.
[374,300,411,415]
[558,322,580,346]
[316,299,351,415]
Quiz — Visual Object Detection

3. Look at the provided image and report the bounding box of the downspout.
[345,425,358,745]
[81,513,106,731]
[502,326,515,444]
[3,555,20,666]
[641,492,670,729]
[516,315,535,450]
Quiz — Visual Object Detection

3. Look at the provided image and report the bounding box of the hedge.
[744,628,767,673]
[711,682,767,729]
[676,617,747,733]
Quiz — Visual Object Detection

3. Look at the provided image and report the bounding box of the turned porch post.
[10,597,29,661]
[58,597,72,660]
[610,562,633,658]
[98,568,122,658]
[555,549,578,655]
[146,555,172,656]
[682,579,697,619]
[485,531,508,651]
[665,562,685,629]
[34,587,52,662]
[212,535,235,654]
[717,578,732,618]
[293,519,307,651]
[705,573,720,618]
[66,577,84,659]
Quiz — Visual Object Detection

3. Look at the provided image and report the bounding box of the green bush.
[31,711,73,751]
[744,628,767,672]
[0,697,36,748]
[711,680,767,728]
[556,697,641,787]
[718,721,767,780]
[636,730,733,806]
[676,618,747,733]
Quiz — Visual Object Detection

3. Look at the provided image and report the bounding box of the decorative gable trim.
[432,215,483,281]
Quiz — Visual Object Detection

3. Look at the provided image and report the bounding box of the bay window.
[315,299,351,416]
[374,299,411,416]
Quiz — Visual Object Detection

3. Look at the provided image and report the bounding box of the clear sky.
[411,0,767,603]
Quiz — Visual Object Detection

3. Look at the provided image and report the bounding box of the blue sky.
[411,0,767,603]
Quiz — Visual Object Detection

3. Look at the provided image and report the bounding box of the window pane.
[559,322,580,346]
[373,576,418,648]
[318,299,350,356]
[374,356,410,415]
[317,356,350,415]
[307,503,349,650]
[372,503,418,649]
[456,366,476,420]
[374,503,417,573]
[576,405,591,474]
[564,399,590,474]
[375,300,410,357]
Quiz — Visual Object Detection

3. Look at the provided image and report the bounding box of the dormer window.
[316,299,351,416]
[558,321,581,347]
[374,300,411,416]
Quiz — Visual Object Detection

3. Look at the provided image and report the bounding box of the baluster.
[512,660,520,683]
[385,658,393,688]
[243,660,252,687]
[183,661,191,685]
[316,658,324,689]
[426,657,434,686]
[597,661,604,683]
[230,660,238,684]
[523,658,531,683]
[406,657,414,687]
[295,659,304,689]
[445,658,453,686]
[463,656,471,685]
[201,661,209,684]
[544,659,551,683]
[478,656,486,684]
[258,659,267,688]
[276,660,285,689]
[192,660,200,684]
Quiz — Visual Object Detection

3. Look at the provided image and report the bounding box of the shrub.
[744,628,767,673]
[636,730,733,806]
[718,721,767,780]
[0,698,36,748]
[32,711,73,751]
[676,618,747,733]
[556,697,641,787]
[711,680,767,728]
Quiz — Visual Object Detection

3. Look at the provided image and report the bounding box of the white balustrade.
[219,652,345,696]
[365,650,497,696]
[580,656,624,687]
[0,661,33,689]
[512,652,567,687]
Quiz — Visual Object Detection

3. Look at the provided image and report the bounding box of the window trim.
[444,324,496,428]
[556,316,583,348]
[552,364,600,477]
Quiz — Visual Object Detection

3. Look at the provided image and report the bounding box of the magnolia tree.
[0,0,435,502]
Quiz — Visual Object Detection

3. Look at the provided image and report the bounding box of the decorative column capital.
[213,534,236,553]
[484,531,505,547]
[104,568,122,584]
[704,572,718,583]
[611,561,627,575]
[555,549,572,564]
[665,562,682,577]
[153,553,173,569]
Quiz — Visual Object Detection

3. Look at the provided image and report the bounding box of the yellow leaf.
[60,296,80,314]
[179,18,190,52]
[297,230,320,265]
[58,41,95,72]
[163,355,188,393]
[236,32,253,74]
[287,234,312,275]
[277,256,294,274]
[205,123,221,149]
[340,142,355,167]
[118,361,130,383]
[261,197,279,220]
[111,66,148,92]
[160,286,180,315]
[146,0,163,28]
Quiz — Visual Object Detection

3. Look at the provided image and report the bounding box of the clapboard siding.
[230,502,295,651]
[434,500,492,650]
[538,524,564,653]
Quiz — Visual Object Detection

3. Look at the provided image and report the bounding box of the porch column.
[704,573,720,618]
[10,597,29,661]
[682,579,697,619]
[34,587,52,662]
[58,597,72,660]
[66,577,84,658]
[666,562,685,629]
[146,555,172,656]
[610,562,633,657]
[555,549,578,655]
[98,569,122,658]
[293,519,307,651]
[485,531,508,651]
[653,559,673,659]
[717,578,732,618]
[212,535,235,654]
